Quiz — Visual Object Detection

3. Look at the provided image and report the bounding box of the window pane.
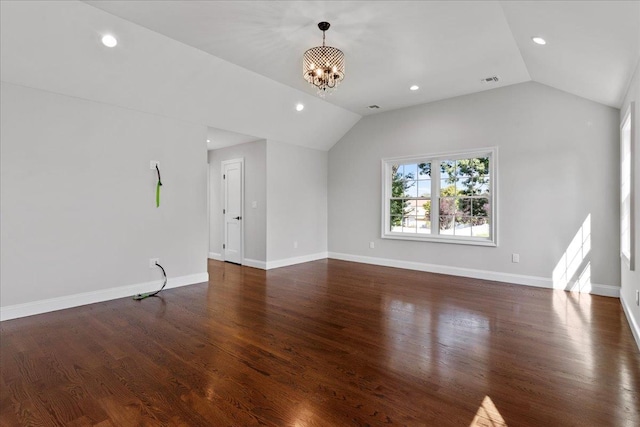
[458,197,473,216]
[390,200,405,217]
[392,164,403,181]
[476,157,490,175]
[422,199,431,216]
[417,218,431,234]
[455,160,469,178]
[439,216,454,233]
[459,176,486,195]
[473,198,490,217]
[441,160,456,179]
[457,176,474,193]
[454,216,472,236]
[403,164,418,180]
[418,180,431,197]
[440,179,457,196]
[404,180,418,198]
[402,216,418,233]
[415,199,430,217]
[439,197,457,216]
[405,199,418,215]
[418,162,431,178]
[476,181,490,195]
[390,215,403,232]
[391,166,406,198]
[472,217,490,237]
[458,157,490,176]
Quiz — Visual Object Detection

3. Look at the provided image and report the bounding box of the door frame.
[221,158,244,264]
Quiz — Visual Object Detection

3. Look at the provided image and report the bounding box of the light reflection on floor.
[552,288,594,372]
[383,296,489,384]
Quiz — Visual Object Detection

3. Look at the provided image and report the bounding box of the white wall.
[0,82,208,312]
[328,82,620,293]
[208,139,327,269]
[620,59,640,348]
[0,0,355,318]
[266,141,328,265]
[208,140,267,264]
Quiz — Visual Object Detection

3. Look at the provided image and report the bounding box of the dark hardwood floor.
[1,259,639,426]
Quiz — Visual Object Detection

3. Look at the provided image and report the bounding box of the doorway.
[222,158,244,264]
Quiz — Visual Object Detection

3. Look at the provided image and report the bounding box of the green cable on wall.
[155,163,162,207]
[133,163,167,301]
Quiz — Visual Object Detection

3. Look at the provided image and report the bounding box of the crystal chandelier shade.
[303,22,345,96]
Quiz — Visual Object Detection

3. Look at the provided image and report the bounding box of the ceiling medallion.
[303,22,345,97]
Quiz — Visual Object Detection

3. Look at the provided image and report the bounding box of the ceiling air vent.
[368,105,380,109]
[481,76,500,83]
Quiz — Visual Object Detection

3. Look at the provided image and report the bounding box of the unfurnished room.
[1,1,639,426]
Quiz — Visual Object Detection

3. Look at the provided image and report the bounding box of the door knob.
[233,216,242,220]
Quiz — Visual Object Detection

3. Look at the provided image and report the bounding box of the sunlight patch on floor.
[469,395,507,427]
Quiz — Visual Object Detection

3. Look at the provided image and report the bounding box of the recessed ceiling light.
[532,37,546,45]
[295,103,304,111]
[101,34,118,48]
[206,139,211,143]
[410,85,419,91]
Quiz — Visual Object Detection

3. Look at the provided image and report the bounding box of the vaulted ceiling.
[2,1,639,151]
[88,1,640,114]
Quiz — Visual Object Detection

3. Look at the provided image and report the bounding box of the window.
[382,148,496,246]
[621,102,635,270]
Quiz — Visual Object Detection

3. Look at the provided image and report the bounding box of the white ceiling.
[2,1,638,152]
[88,0,640,114]
[1,1,361,151]
[207,127,261,151]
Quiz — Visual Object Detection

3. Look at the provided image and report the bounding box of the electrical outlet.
[293,241,298,249]
[512,253,520,263]
[149,258,159,268]
[252,201,258,208]
[369,241,375,249]
[150,160,159,170]
[636,290,639,306]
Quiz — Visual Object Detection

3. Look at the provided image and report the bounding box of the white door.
[223,159,243,264]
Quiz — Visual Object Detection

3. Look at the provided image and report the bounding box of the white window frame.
[621,102,635,270]
[381,147,497,247]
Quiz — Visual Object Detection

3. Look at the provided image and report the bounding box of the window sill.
[381,233,497,247]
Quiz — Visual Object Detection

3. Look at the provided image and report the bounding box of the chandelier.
[303,22,345,96]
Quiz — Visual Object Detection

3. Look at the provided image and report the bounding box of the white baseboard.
[0,272,209,322]
[209,253,327,271]
[584,283,620,298]
[208,252,223,261]
[266,252,328,270]
[209,255,267,270]
[243,258,267,270]
[328,252,619,298]
[621,295,640,351]
[223,253,328,270]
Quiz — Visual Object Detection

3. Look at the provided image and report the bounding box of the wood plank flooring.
[1,259,639,426]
